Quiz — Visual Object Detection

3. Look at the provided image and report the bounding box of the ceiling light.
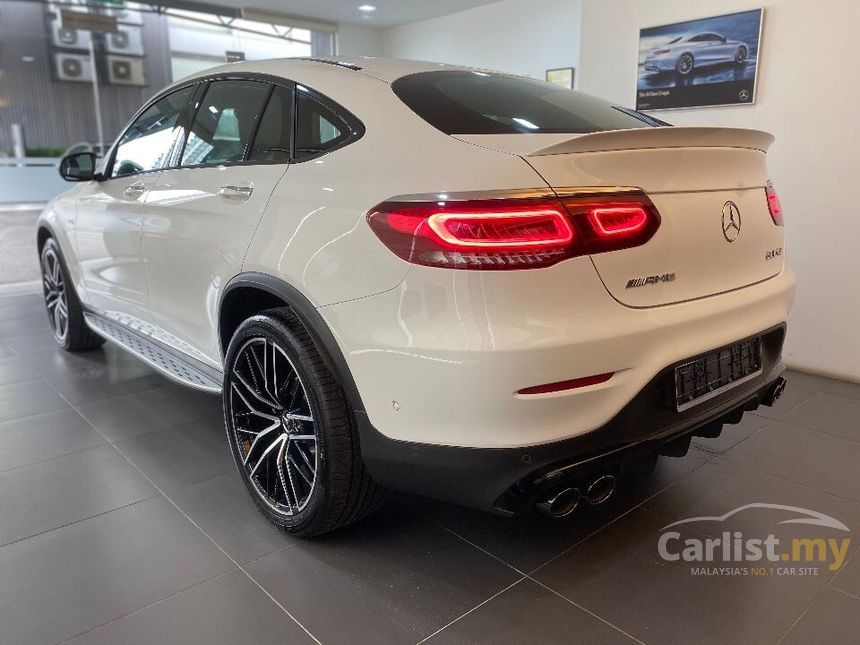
[358,4,376,12]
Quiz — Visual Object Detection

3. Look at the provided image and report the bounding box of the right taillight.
[366,190,661,270]
[766,182,783,226]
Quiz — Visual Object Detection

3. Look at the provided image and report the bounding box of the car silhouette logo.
[722,201,742,242]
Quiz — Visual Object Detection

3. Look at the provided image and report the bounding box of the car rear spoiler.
[527,127,774,156]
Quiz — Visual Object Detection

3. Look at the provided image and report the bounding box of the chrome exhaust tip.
[762,377,787,407]
[537,487,581,518]
[584,474,617,506]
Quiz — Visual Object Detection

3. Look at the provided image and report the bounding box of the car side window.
[295,90,350,160]
[110,85,195,178]
[181,80,269,167]
[248,85,293,163]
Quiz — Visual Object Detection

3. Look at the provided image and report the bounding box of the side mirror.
[59,152,97,182]
[720,36,727,43]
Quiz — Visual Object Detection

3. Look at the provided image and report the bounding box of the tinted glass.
[392,71,656,135]
[295,90,349,159]
[181,80,269,167]
[249,85,293,163]
[111,85,194,178]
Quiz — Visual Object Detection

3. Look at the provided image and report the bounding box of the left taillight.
[765,182,783,226]
[366,191,661,270]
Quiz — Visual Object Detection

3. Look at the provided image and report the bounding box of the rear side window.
[295,90,350,159]
[249,85,293,163]
[392,71,662,135]
[111,85,195,178]
[181,80,269,167]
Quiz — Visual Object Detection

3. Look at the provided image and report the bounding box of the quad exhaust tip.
[585,474,617,506]
[537,487,581,519]
[537,474,618,518]
[762,377,787,407]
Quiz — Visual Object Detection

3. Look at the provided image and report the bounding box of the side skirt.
[83,312,223,394]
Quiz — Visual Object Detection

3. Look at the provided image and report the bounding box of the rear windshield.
[392,71,666,135]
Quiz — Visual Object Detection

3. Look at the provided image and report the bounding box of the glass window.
[249,85,293,163]
[181,80,269,167]
[392,71,655,135]
[295,90,350,159]
[110,85,195,178]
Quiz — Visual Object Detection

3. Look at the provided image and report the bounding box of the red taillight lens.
[765,183,783,226]
[517,372,613,396]
[367,192,660,270]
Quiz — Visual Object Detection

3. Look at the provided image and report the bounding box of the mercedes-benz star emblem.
[721,201,742,243]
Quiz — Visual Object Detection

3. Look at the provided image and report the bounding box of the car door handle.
[123,181,146,198]
[218,183,254,200]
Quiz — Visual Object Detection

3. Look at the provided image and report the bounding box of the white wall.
[579,0,860,381]
[381,0,581,81]
[336,23,384,57]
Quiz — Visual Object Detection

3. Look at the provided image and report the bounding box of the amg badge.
[626,273,676,289]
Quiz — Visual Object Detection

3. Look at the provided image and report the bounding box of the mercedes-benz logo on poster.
[738,89,751,101]
[722,201,742,242]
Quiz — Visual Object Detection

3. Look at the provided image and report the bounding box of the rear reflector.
[765,183,783,226]
[367,191,660,270]
[518,372,613,395]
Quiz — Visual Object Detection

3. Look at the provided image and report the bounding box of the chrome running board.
[83,312,222,393]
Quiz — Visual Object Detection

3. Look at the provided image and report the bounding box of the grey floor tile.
[784,369,840,392]
[752,382,816,420]
[0,310,50,337]
[26,344,140,378]
[827,378,860,401]
[533,507,822,645]
[0,444,158,546]
[428,578,634,645]
[65,570,314,645]
[4,329,63,355]
[781,588,860,645]
[722,421,860,503]
[643,458,860,582]
[0,496,234,645]
[0,339,16,359]
[692,411,769,454]
[830,549,860,597]
[418,450,709,574]
[170,472,293,564]
[76,386,221,442]
[781,392,860,441]
[0,294,43,318]
[246,503,521,644]
[0,354,51,387]
[43,360,167,406]
[0,378,69,422]
[0,408,105,470]
[116,421,233,492]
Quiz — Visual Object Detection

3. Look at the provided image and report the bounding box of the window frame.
[102,82,198,181]
[175,78,274,170]
[99,71,365,181]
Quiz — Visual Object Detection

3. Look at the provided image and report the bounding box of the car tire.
[675,53,694,75]
[735,46,748,64]
[223,307,384,537]
[40,238,105,352]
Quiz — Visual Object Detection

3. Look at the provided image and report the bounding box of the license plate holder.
[674,338,762,412]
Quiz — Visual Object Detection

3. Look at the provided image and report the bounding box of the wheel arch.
[219,272,365,413]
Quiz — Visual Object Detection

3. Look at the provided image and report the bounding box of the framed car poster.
[636,8,763,110]
[545,67,574,89]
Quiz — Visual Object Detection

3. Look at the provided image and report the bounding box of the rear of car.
[318,68,795,515]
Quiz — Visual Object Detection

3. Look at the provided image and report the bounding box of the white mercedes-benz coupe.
[39,57,794,536]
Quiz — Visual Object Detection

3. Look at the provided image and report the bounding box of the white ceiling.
[198,0,501,28]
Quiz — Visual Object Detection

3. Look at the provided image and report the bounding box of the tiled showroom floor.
[2,290,860,644]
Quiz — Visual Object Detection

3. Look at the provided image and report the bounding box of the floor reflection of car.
[644,32,749,76]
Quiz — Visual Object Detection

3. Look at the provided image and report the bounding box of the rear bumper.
[358,324,786,514]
